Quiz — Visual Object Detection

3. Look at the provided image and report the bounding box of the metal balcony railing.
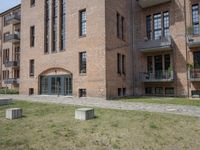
[5,13,20,24]
[4,33,20,43]
[141,70,174,82]
[188,68,200,81]
[4,78,19,85]
[138,36,172,53]
[188,34,200,48]
[4,61,20,68]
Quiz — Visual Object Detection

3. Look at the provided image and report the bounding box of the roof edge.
[0,4,21,16]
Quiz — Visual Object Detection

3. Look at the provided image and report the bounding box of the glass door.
[154,55,163,79]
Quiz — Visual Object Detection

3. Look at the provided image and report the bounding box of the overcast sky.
[0,0,21,13]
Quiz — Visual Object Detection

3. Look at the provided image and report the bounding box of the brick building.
[0,5,21,90]
[0,0,200,99]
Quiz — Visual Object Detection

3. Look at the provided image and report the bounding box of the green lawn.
[1,101,200,150]
[121,97,200,106]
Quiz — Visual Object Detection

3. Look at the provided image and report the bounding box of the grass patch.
[121,97,200,106]
[0,101,200,150]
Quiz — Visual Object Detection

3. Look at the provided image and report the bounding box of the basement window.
[79,89,87,97]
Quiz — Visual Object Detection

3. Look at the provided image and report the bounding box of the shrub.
[0,88,19,94]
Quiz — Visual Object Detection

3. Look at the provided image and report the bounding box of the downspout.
[0,15,3,88]
[130,0,134,96]
[184,0,190,98]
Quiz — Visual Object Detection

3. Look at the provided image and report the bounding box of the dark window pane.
[164,54,171,70]
[146,15,152,39]
[153,13,162,40]
[80,10,87,36]
[192,4,199,35]
[147,56,153,73]
[80,52,87,73]
[194,51,200,68]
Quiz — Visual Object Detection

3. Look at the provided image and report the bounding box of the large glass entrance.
[40,75,72,96]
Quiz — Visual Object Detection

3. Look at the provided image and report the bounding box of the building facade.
[0,5,21,91]
[133,0,200,97]
[0,0,200,99]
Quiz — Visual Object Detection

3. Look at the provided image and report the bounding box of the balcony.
[188,35,200,48]
[141,71,174,82]
[5,13,20,24]
[4,78,19,85]
[138,36,172,53]
[4,32,20,43]
[188,68,200,81]
[4,61,20,68]
[137,0,171,8]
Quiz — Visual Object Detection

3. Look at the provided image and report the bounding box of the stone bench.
[0,98,12,105]
[75,108,95,120]
[6,108,22,120]
[192,95,200,98]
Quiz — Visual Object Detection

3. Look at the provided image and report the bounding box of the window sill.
[79,73,87,76]
[79,35,86,38]
[30,5,35,8]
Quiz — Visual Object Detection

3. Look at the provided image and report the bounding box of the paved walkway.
[1,95,200,117]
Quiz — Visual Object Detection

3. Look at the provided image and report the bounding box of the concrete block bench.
[6,108,22,120]
[75,108,95,120]
[192,95,200,98]
[0,98,12,105]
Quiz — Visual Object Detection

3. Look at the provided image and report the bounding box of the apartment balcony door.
[40,75,72,96]
[154,55,163,79]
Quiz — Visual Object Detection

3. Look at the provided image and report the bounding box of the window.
[194,51,200,68]
[155,87,163,95]
[29,88,34,95]
[192,4,199,35]
[117,53,126,75]
[52,0,58,52]
[30,26,35,47]
[121,16,125,40]
[3,32,10,42]
[147,56,153,73]
[118,88,122,97]
[79,9,87,37]
[117,13,120,38]
[165,88,174,95]
[60,0,66,50]
[3,49,9,64]
[145,87,153,95]
[146,15,152,39]
[4,15,9,26]
[45,0,50,53]
[79,52,87,74]
[123,88,126,96]
[29,59,35,77]
[2,70,9,80]
[147,11,170,40]
[164,54,171,70]
[117,53,121,74]
[116,12,125,40]
[122,55,125,74]
[79,89,87,97]
[163,11,170,37]
[14,46,20,62]
[154,55,163,78]
[30,0,35,7]
[153,13,162,40]
[14,69,20,78]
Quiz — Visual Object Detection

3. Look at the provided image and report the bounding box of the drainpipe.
[130,0,135,96]
[184,0,190,98]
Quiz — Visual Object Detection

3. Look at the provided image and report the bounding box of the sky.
[0,0,21,13]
